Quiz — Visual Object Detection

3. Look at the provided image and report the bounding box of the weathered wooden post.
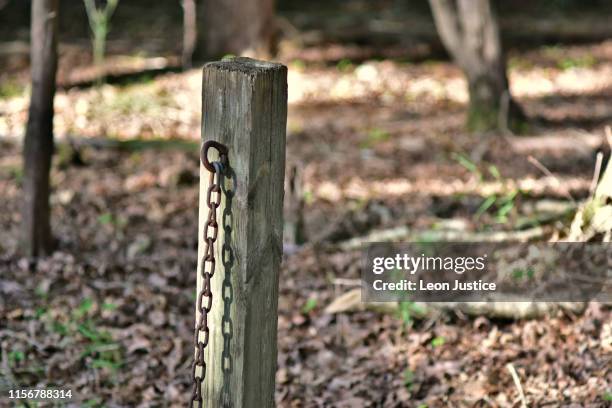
[194,57,287,407]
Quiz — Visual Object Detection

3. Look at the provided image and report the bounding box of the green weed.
[83,397,104,407]
[9,350,25,365]
[42,298,124,377]
[302,190,315,205]
[403,368,415,389]
[452,153,482,181]
[452,154,521,225]
[302,297,318,314]
[0,80,25,98]
[397,301,425,327]
[431,336,446,348]
[291,59,306,70]
[512,267,535,281]
[558,55,597,70]
[97,212,126,229]
[336,58,353,72]
[360,128,391,149]
[6,166,24,186]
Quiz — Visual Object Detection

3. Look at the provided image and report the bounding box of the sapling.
[83,0,119,82]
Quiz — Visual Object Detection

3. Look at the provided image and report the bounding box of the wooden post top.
[204,57,286,76]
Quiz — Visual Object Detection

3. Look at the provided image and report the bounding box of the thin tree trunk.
[429,0,524,132]
[197,0,275,59]
[22,0,58,257]
[181,0,197,68]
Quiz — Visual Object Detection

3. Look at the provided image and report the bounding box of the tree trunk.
[429,0,524,132]
[196,0,275,59]
[22,0,58,257]
[181,0,197,68]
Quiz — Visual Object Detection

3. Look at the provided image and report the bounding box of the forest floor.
[1,37,612,406]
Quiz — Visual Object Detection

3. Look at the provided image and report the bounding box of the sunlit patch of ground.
[2,42,612,141]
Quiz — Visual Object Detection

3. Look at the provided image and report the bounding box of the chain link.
[191,143,227,407]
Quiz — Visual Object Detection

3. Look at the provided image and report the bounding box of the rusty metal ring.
[201,141,228,172]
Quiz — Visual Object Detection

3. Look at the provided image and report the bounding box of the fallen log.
[324,288,586,320]
[338,224,546,251]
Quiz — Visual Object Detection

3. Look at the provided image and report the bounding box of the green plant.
[44,298,123,377]
[291,59,306,70]
[336,58,353,72]
[0,80,25,98]
[452,153,482,181]
[475,189,519,223]
[302,190,315,205]
[97,212,114,225]
[475,195,497,218]
[360,128,391,149]
[512,267,535,281]
[9,350,25,365]
[452,154,522,224]
[403,368,415,389]
[34,284,48,299]
[558,55,596,70]
[488,164,501,180]
[398,302,413,326]
[302,297,318,314]
[495,190,518,223]
[507,56,534,71]
[431,336,446,348]
[74,297,94,319]
[35,307,47,318]
[83,398,104,407]
[6,165,24,186]
[52,321,69,336]
[72,300,120,368]
[83,0,119,81]
[397,301,425,327]
[97,212,126,229]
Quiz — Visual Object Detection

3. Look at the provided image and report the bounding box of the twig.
[589,152,603,195]
[506,363,528,408]
[527,155,576,204]
[276,16,304,46]
[498,90,511,135]
[333,278,361,286]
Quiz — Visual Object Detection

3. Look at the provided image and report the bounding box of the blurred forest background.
[0,0,611,406]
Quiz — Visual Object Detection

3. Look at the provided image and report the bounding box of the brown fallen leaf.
[127,336,151,354]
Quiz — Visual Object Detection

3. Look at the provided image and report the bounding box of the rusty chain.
[191,141,228,407]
